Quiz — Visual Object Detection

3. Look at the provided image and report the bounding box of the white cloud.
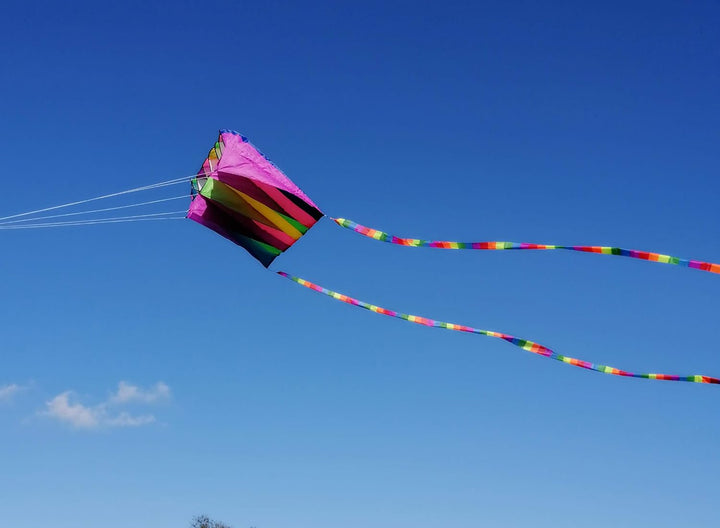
[42,381,170,430]
[44,392,100,429]
[109,381,171,404]
[0,384,23,403]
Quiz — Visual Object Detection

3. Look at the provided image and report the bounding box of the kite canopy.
[187,130,323,267]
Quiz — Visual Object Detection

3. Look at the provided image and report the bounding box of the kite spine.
[277,271,719,385]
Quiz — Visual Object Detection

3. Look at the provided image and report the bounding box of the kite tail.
[277,271,719,385]
[331,218,720,275]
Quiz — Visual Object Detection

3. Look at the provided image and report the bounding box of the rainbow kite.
[2,129,716,384]
[187,131,323,267]
[183,130,718,385]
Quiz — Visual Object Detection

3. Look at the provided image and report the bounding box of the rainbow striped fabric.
[188,131,323,267]
[333,218,720,275]
[278,271,719,384]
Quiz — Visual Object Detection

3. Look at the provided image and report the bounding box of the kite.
[187,130,323,267]
[180,130,718,385]
[1,129,717,384]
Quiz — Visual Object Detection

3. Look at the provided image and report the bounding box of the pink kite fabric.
[277,271,719,385]
[188,130,323,267]
[332,218,720,275]
[200,130,319,208]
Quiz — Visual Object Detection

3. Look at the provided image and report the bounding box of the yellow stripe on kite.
[228,188,303,239]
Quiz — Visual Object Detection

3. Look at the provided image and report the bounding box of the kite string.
[0,209,186,230]
[0,172,204,223]
[0,217,187,229]
[0,212,187,229]
[331,218,720,275]
[276,271,719,385]
[0,195,189,225]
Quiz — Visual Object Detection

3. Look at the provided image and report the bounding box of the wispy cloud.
[105,411,156,427]
[109,381,171,404]
[44,392,102,429]
[42,381,170,430]
[0,383,23,403]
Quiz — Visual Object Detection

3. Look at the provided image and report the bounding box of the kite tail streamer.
[277,271,719,385]
[331,218,720,275]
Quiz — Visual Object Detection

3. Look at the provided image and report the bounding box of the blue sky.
[1,1,719,527]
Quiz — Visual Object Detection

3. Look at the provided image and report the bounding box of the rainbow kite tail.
[331,218,720,275]
[277,271,719,385]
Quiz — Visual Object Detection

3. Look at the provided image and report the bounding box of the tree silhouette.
[190,514,232,528]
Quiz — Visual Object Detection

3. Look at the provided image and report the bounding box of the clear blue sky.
[1,1,719,527]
